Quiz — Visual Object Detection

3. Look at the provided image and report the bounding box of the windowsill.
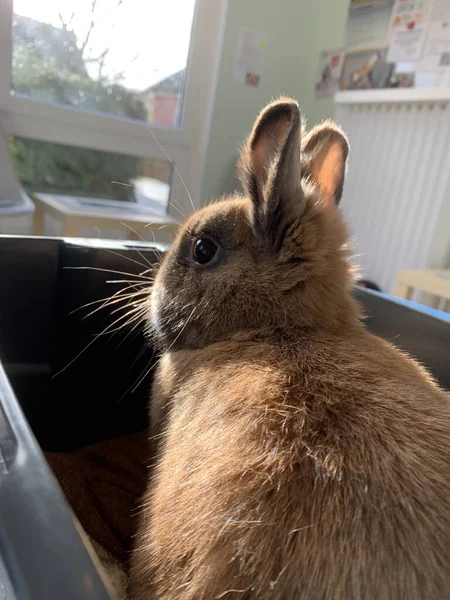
[0,196,35,216]
[33,193,177,225]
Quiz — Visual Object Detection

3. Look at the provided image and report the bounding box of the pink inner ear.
[315,142,343,206]
[252,116,291,187]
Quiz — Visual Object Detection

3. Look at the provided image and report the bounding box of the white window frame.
[0,0,228,221]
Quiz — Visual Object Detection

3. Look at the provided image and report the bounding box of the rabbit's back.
[133,330,450,600]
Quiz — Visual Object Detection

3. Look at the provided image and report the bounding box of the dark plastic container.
[0,236,449,599]
[0,236,162,600]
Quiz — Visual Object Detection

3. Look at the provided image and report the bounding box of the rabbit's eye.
[192,237,219,266]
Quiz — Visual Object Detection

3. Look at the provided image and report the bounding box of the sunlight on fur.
[88,98,450,600]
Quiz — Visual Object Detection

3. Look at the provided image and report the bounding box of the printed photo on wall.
[315,48,345,98]
[340,47,415,89]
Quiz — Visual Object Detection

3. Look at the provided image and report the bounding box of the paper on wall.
[315,48,345,98]
[415,0,450,70]
[387,0,431,62]
[234,29,268,87]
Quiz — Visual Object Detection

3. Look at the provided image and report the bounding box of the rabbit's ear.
[302,122,349,207]
[239,98,302,242]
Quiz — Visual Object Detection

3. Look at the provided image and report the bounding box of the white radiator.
[335,91,450,294]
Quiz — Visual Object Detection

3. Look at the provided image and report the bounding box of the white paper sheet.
[415,0,450,69]
[387,0,431,62]
[234,29,267,87]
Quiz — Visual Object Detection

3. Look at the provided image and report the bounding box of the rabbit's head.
[151,98,358,350]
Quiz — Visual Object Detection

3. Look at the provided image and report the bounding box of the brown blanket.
[45,431,150,567]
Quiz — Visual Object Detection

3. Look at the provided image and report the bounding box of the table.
[32,193,179,241]
[395,269,450,311]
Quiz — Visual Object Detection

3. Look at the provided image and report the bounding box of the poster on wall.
[315,48,345,98]
[387,0,431,62]
[416,0,450,70]
[234,29,268,87]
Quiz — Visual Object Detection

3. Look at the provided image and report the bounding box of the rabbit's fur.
[129,98,450,599]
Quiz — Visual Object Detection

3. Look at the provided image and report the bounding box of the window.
[11,137,171,213]
[0,0,227,227]
[11,0,195,129]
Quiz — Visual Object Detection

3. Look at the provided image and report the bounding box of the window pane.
[10,137,171,215]
[11,0,196,128]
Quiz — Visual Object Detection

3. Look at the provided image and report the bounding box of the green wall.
[201,0,349,203]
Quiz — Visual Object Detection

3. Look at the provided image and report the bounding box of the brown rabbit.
[129,98,450,600]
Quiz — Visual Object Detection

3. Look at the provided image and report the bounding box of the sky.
[14,0,196,91]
